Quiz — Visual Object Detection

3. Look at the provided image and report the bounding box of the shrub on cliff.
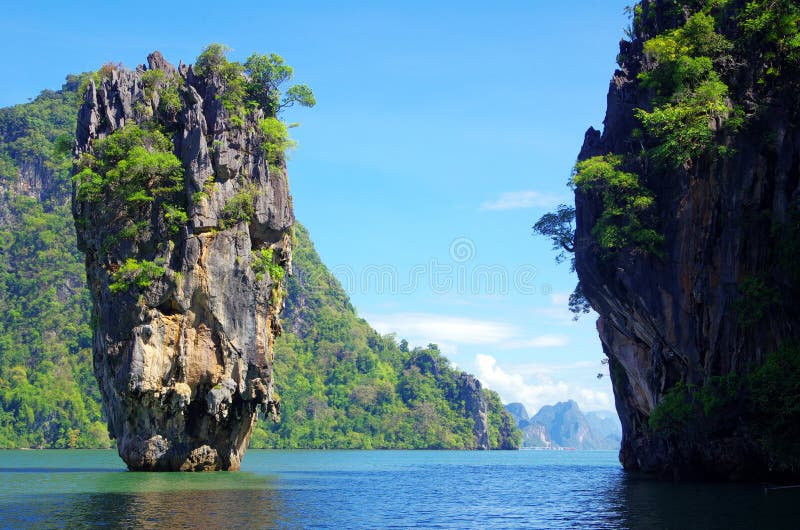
[749,344,800,473]
[572,154,662,255]
[195,44,316,125]
[73,125,183,204]
[635,12,733,167]
[244,53,315,115]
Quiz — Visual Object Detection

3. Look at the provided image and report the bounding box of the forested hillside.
[0,76,110,448]
[0,73,519,450]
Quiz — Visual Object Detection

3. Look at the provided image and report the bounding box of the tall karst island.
[71,47,311,470]
[537,0,800,480]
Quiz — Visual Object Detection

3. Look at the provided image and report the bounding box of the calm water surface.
[0,449,797,528]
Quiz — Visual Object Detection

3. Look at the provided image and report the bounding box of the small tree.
[244,53,316,116]
[194,43,231,77]
[533,203,591,319]
[533,204,575,266]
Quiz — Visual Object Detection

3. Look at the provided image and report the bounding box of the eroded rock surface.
[574,2,800,479]
[72,51,292,470]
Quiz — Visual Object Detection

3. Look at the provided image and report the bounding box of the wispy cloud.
[474,354,612,414]
[366,313,518,347]
[530,306,578,325]
[365,312,570,351]
[512,360,596,378]
[504,334,569,349]
[480,190,563,211]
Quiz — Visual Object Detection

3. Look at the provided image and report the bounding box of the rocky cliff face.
[72,52,292,470]
[574,0,800,479]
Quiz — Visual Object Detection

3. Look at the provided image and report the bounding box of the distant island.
[505,401,621,451]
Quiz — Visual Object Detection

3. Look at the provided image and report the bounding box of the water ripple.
[0,450,797,529]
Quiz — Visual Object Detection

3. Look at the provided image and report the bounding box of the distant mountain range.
[504,401,621,450]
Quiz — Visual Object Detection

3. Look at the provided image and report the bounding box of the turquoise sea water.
[0,449,797,529]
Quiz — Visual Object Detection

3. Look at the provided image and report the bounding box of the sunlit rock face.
[72,52,292,470]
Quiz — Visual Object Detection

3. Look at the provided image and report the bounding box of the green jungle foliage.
[0,78,111,448]
[251,224,519,449]
[258,117,296,170]
[748,343,800,473]
[632,1,800,167]
[73,125,183,205]
[109,258,166,294]
[219,185,256,228]
[194,44,315,127]
[251,248,284,283]
[0,73,517,449]
[0,75,84,186]
[635,11,733,166]
[571,154,662,255]
[734,275,780,328]
[73,123,186,293]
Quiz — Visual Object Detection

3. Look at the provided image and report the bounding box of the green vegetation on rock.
[73,122,189,271]
[219,185,255,228]
[244,52,316,115]
[74,125,183,204]
[649,343,800,473]
[635,12,733,166]
[195,44,315,128]
[258,117,295,170]
[108,258,166,294]
[748,343,800,473]
[251,248,284,283]
[572,154,662,255]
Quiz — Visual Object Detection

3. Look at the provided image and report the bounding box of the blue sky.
[2,0,631,415]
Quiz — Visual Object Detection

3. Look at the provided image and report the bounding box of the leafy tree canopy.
[194,44,316,119]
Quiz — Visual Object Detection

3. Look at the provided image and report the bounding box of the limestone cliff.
[573,0,800,479]
[72,52,293,470]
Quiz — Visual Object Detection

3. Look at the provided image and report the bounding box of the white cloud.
[513,360,596,377]
[480,190,563,211]
[366,312,572,352]
[505,334,569,349]
[474,354,612,415]
[531,306,586,325]
[550,292,571,306]
[366,313,518,347]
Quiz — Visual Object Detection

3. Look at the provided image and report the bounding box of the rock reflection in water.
[6,488,287,529]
